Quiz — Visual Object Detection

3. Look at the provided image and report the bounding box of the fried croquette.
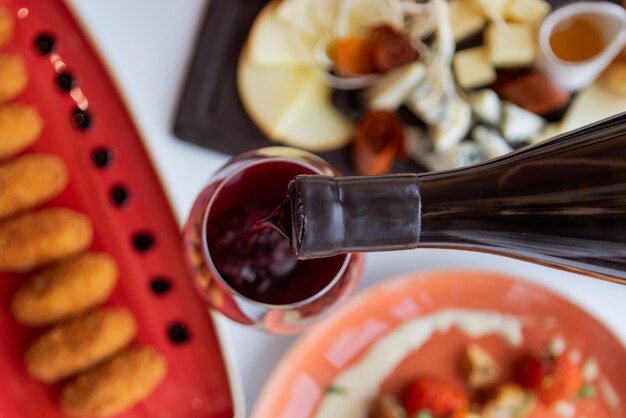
[0,54,27,103]
[0,154,69,220]
[0,208,93,272]
[0,103,44,160]
[11,252,118,326]
[61,346,167,417]
[25,307,137,383]
[0,8,14,48]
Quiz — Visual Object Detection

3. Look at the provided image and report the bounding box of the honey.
[550,15,605,62]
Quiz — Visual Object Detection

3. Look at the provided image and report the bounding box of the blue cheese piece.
[501,102,545,143]
[450,0,487,42]
[453,47,496,90]
[419,142,485,171]
[468,89,501,126]
[504,0,551,26]
[472,125,512,158]
[366,62,426,111]
[431,97,472,152]
[486,23,536,68]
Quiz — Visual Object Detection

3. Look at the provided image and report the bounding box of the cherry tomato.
[402,377,468,418]
[516,352,583,405]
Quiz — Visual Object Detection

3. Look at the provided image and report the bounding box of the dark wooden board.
[173,0,619,175]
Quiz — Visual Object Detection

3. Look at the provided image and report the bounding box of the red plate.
[0,1,236,417]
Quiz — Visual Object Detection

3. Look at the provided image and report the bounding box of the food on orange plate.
[353,110,404,175]
[0,103,44,160]
[11,252,119,326]
[0,208,93,272]
[401,377,469,418]
[0,54,28,102]
[0,154,69,220]
[61,345,167,417]
[25,307,136,383]
[0,7,14,48]
[460,343,501,389]
[482,384,535,418]
[516,351,584,405]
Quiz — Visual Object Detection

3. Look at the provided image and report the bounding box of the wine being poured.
[266,113,626,285]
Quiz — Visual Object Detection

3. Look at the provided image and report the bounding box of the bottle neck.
[289,113,626,283]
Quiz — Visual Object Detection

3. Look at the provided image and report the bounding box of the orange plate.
[252,270,626,418]
[0,1,235,417]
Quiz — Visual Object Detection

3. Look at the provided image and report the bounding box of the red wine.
[206,160,346,305]
[280,114,626,284]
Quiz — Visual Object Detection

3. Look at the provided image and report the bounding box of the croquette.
[61,346,167,417]
[0,103,44,160]
[11,252,118,326]
[0,208,93,272]
[0,54,27,103]
[25,307,136,383]
[0,154,69,220]
[0,7,14,48]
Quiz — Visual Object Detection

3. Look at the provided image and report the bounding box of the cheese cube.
[468,89,501,125]
[454,47,496,89]
[472,0,509,21]
[450,0,486,42]
[504,0,551,26]
[486,23,536,68]
[501,102,545,143]
[366,62,426,111]
[431,97,472,152]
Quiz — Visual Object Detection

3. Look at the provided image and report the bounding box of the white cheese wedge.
[501,102,545,143]
[468,89,501,126]
[275,0,320,36]
[366,62,426,111]
[431,97,472,152]
[248,1,315,67]
[486,23,536,68]
[504,0,551,26]
[273,74,354,152]
[238,56,314,139]
[472,125,513,158]
[453,46,496,90]
[449,0,487,42]
[559,78,626,134]
[335,0,395,38]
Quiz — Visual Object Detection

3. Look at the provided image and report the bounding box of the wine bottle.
[277,113,626,284]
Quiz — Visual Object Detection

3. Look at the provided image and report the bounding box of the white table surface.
[66,1,626,416]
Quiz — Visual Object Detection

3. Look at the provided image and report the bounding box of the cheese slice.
[238,56,315,139]
[275,0,320,36]
[486,23,536,68]
[248,1,315,67]
[450,0,487,42]
[559,79,626,133]
[472,125,512,158]
[366,62,426,111]
[453,46,496,90]
[273,75,354,152]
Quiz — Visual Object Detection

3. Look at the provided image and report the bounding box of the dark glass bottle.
[280,113,626,285]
